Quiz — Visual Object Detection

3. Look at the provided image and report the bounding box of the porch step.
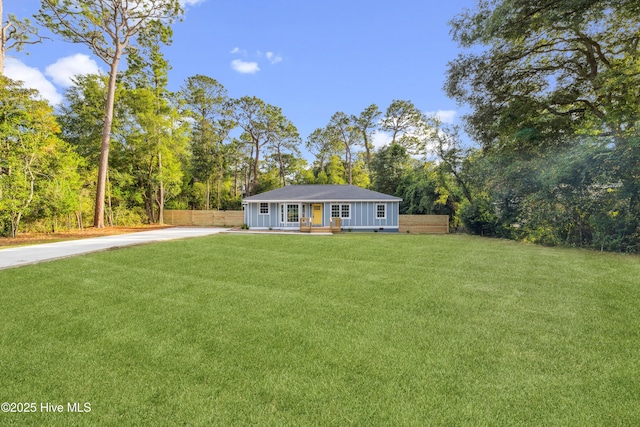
[309,227,332,233]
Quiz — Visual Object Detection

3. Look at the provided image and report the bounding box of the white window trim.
[279,203,301,225]
[330,203,351,219]
[258,202,270,215]
[376,203,386,219]
[286,203,300,223]
[331,204,340,218]
[340,204,351,219]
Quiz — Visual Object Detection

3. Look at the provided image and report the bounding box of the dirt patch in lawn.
[0,225,174,248]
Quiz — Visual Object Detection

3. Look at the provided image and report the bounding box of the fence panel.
[399,215,449,234]
[164,210,243,227]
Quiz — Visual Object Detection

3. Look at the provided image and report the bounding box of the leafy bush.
[460,198,498,236]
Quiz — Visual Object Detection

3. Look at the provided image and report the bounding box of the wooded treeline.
[444,0,640,252]
[1,0,638,252]
[0,71,458,235]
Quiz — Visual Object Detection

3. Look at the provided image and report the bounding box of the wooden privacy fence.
[164,210,244,227]
[164,210,448,234]
[399,215,449,234]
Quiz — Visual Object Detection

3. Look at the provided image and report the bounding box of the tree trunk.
[252,142,260,195]
[106,175,113,227]
[246,145,254,196]
[10,156,35,238]
[146,155,155,223]
[0,0,5,74]
[233,157,239,198]
[76,211,83,231]
[216,142,222,209]
[278,145,286,187]
[364,136,372,170]
[345,146,353,185]
[94,57,121,228]
[158,151,164,224]
[10,213,19,238]
[206,179,210,210]
[216,173,221,210]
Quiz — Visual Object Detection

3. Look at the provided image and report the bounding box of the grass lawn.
[1,234,639,426]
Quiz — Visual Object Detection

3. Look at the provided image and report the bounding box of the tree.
[380,99,425,152]
[352,104,381,168]
[327,111,362,185]
[1,0,45,73]
[267,117,301,187]
[324,155,346,185]
[57,73,137,226]
[231,97,297,195]
[125,20,186,222]
[57,74,112,165]
[446,0,640,149]
[180,75,232,209]
[38,0,183,227]
[350,154,371,189]
[397,163,457,216]
[444,0,640,251]
[231,97,268,196]
[57,74,110,163]
[35,140,85,232]
[0,76,80,237]
[429,118,475,204]
[370,143,413,196]
[306,126,340,174]
[226,138,252,202]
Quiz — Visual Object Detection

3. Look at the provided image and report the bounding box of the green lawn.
[1,234,639,426]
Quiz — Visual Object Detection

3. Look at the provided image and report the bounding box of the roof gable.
[243,185,402,202]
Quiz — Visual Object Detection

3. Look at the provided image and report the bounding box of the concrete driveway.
[0,227,229,270]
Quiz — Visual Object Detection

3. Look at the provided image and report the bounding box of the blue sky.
[4,0,477,152]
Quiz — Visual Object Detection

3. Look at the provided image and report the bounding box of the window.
[376,204,386,219]
[259,203,269,215]
[331,204,350,219]
[287,204,299,223]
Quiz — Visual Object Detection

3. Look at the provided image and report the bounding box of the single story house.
[242,184,402,232]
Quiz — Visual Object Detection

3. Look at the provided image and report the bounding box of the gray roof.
[243,185,402,202]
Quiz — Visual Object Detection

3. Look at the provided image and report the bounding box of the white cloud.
[425,109,457,124]
[4,58,63,105]
[371,131,393,148]
[266,51,283,64]
[180,0,206,6]
[230,47,248,56]
[45,53,102,88]
[231,59,260,74]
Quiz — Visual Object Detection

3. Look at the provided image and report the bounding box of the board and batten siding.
[244,201,399,230]
[244,202,279,228]
[324,201,399,230]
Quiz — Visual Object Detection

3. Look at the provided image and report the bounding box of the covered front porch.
[299,217,342,233]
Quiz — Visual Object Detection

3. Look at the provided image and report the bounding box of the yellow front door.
[312,204,322,225]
